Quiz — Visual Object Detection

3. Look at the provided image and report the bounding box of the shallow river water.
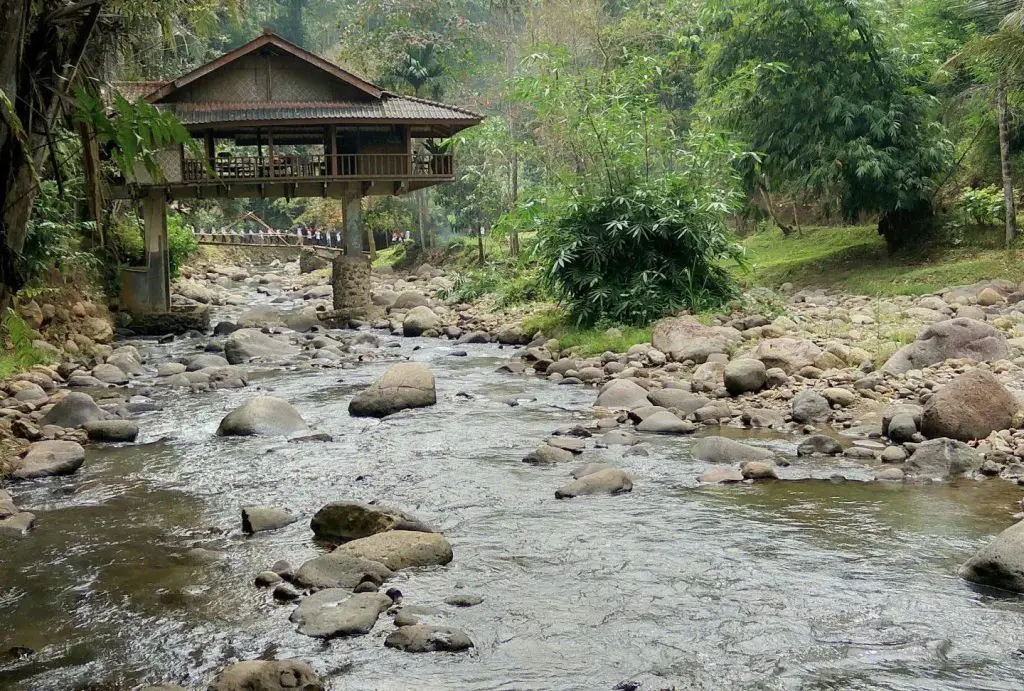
[2,278,1024,691]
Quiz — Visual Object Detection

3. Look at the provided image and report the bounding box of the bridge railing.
[182,153,453,183]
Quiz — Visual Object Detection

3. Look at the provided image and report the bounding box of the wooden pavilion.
[109,30,482,314]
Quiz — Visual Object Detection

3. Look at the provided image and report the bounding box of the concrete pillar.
[143,189,170,312]
[333,182,371,320]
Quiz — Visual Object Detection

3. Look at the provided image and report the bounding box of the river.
[2,272,1023,690]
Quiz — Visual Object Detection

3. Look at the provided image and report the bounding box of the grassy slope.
[738,224,1024,295]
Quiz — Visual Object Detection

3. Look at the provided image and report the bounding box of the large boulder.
[384,625,474,653]
[224,329,299,365]
[208,660,323,691]
[289,590,392,638]
[334,530,453,570]
[40,392,103,428]
[83,420,139,443]
[647,390,709,414]
[91,363,128,385]
[294,552,394,589]
[217,397,309,437]
[881,318,1009,375]
[392,291,430,310]
[691,436,773,463]
[754,338,823,375]
[299,250,331,273]
[595,379,650,409]
[241,507,298,534]
[10,440,86,480]
[554,468,633,498]
[348,363,436,418]
[187,353,230,371]
[650,317,742,363]
[920,369,1018,441]
[636,410,695,434]
[791,391,831,424]
[403,306,441,337]
[724,359,767,395]
[310,500,433,542]
[905,437,982,478]
[959,521,1024,593]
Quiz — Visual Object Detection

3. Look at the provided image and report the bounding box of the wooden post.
[76,121,104,246]
[268,130,275,179]
[256,129,263,174]
[329,124,337,176]
[205,130,214,166]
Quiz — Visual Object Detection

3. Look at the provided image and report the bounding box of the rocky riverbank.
[4,252,1024,688]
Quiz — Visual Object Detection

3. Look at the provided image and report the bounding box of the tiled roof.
[156,93,482,125]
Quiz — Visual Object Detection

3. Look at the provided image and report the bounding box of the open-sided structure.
[109,29,482,315]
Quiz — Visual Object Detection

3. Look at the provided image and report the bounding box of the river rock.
[91,363,128,385]
[294,552,394,589]
[646,390,708,414]
[741,460,779,480]
[959,520,1024,593]
[107,353,144,376]
[241,506,298,534]
[691,436,772,463]
[886,413,919,443]
[905,437,982,478]
[570,462,614,479]
[698,468,744,483]
[594,379,650,409]
[554,468,633,498]
[384,624,474,653]
[403,306,440,337]
[791,391,830,424]
[217,396,309,437]
[881,318,1009,374]
[920,369,1018,441]
[0,511,36,537]
[310,500,433,542]
[636,410,695,434]
[392,291,430,310]
[348,363,436,418]
[650,317,742,363]
[724,359,767,395]
[334,530,453,570]
[755,338,823,374]
[186,353,230,371]
[290,590,392,638]
[797,435,841,456]
[822,387,857,408]
[83,420,139,443]
[224,328,299,365]
[10,440,86,480]
[208,660,323,691]
[157,362,187,377]
[0,490,16,518]
[13,382,48,403]
[523,443,574,464]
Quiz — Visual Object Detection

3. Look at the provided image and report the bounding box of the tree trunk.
[509,146,520,257]
[417,189,427,249]
[758,180,794,236]
[998,78,1017,250]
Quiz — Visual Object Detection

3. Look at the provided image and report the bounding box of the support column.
[142,189,170,313]
[331,183,371,321]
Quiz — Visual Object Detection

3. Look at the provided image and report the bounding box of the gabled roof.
[145,29,383,103]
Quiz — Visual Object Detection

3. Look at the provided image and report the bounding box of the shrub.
[0,309,52,378]
[167,212,198,279]
[537,175,744,326]
[22,181,98,285]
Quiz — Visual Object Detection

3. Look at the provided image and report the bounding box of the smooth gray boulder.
[290,590,392,638]
[208,660,323,691]
[797,434,841,456]
[920,369,1018,441]
[594,379,650,409]
[224,328,299,365]
[959,520,1024,593]
[217,396,309,436]
[724,359,767,395]
[692,436,773,463]
[186,353,229,371]
[40,392,103,428]
[646,390,709,414]
[905,437,982,478]
[392,291,430,310]
[10,440,85,480]
[887,413,919,443]
[348,363,436,418]
[755,338,823,374]
[107,353,144,376]
[555,468,633,498]
[241,506,298,534]
[881,318,1009,375]
[403,306,441,336]
[334,530,453,570]
[0,511,36,537]
[650,317,742,363]
[310,500,433,542]
[636,410,695,434]
[294,552,394,589]
[791,390,831,423]
[91,363,128,385]
[84,420,139,443]
[385,625,474,652]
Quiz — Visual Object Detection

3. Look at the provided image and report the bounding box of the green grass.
[0,309,53,378]
[738,224,1024,295]
[522,307,653,356]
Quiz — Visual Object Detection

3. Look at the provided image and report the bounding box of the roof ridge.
[383,91,484,120]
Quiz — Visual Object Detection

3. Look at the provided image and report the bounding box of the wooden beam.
[267,131,274,179]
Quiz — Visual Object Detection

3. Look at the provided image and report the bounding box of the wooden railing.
[182,153,454,183]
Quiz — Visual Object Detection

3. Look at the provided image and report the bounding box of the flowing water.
[2,275,1024,691]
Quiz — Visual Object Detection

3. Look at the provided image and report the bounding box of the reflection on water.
[2,300,1023,690]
